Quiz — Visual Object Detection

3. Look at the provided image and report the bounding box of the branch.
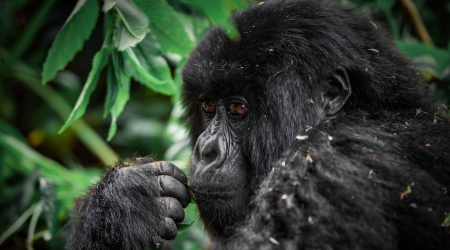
[398,0,434,46]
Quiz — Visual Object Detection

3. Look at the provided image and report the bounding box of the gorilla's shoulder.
[230,110,450,250]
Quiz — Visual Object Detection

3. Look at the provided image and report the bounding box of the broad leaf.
[124,47,177,95]
[148,23,186,57]
[42,0,99,84]
[185,0,241,40]
[59,46,112,133]
[134,0,193,52]
[114,0,149,50]
[137,35,173,81]
[396,41,450,74]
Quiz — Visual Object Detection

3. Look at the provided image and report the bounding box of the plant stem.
[26,201,43,250]
[0,203,37,246]
[398,0,434,46]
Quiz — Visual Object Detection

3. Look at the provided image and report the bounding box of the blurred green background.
[0,0,449,249]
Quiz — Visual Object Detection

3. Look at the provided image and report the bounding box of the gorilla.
[66,0,450,249]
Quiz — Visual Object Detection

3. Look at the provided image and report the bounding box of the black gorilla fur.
[67,0,450,249]
[230,111,450,249]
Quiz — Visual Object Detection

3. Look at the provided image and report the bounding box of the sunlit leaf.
[114,0,149,50]
[42,0,99,84]
[59,46,112,133]
[134,0,193,52]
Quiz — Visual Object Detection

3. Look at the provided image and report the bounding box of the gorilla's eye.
[201,100,217,113]
[228,103,247,116]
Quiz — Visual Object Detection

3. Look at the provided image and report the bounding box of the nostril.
[205,151,217,160]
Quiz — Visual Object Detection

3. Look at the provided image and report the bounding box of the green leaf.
[114,0,149,51]
[39,177,56,236]
[59,46,112,133]
[0,119,27,142]
[149,23,188,57]
[176,220,195,235]
[102,0,116,12]
[124,47,177,95]
[134,0,193,52]
[104,50,125,117]
[42,0,100,84]
[0,132,71,184]
[107,69,130,141]
[136,35,173,81]
[376,0,395,10]
[396,41,450,74]
[104,62,118,118]
[186,0,241,40]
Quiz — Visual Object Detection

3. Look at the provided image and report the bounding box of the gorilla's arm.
[66,157,190,250]
[231,111,450,250]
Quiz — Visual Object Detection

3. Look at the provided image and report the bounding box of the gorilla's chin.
[193,189,251,237]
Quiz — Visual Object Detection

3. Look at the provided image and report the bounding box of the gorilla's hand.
[131,157,191,240]
[66,157,190,250]
[145,159,191,239]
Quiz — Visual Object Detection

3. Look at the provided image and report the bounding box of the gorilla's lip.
[190,187,235,199]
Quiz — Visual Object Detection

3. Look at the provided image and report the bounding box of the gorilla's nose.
[190,132,226,176]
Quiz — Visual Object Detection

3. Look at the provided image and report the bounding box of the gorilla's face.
[188,95,252,235]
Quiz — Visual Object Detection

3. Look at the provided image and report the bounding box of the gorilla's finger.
[159,161,188,185]
[158,197,185,222]
[159,176,191,207]
[161,217,177,240]
[146,161,188,185]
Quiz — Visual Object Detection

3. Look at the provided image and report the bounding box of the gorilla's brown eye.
[228,103,247,116]
[201,100,217,113]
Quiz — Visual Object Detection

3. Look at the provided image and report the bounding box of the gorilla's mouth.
[190,187,235,200]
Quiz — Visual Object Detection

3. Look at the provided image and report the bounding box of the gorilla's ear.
[321,68,352,116]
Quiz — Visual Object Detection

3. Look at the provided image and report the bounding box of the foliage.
[0,0,449,249]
